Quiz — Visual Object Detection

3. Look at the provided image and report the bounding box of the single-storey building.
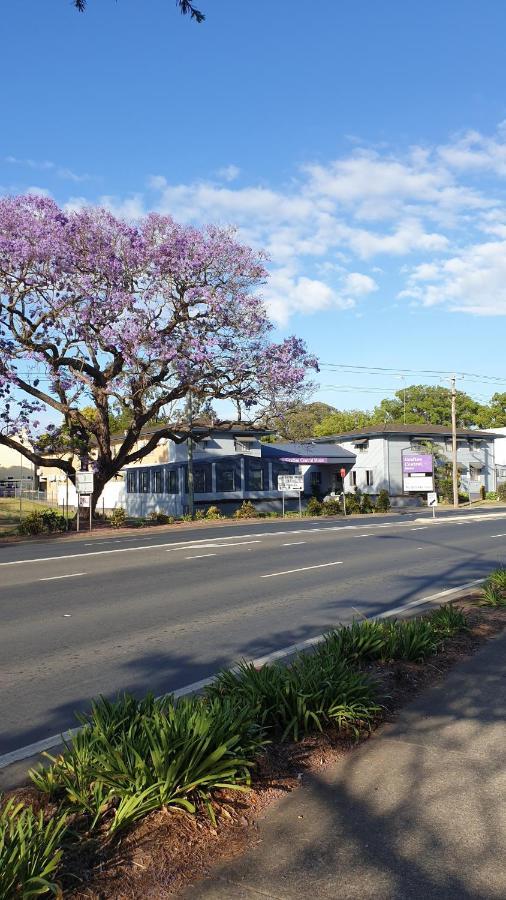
[312,424,498,502]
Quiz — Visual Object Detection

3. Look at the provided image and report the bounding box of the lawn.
[0,497,67,533]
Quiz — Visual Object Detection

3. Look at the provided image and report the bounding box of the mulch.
[7,599,506,899]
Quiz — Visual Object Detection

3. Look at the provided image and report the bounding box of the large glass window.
[126,470,138,493]
[165,469,178,494]
[217,465,236,492]
[152,469,163,493]
[139,469,150,493]
[249,465,264,490]
[194,467,207,492]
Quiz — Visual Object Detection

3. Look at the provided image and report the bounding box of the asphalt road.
[1,509,506,756]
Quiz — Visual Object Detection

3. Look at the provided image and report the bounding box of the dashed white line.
[411,527,428,531]
[39,572,86,581]
[490,533,506,538]
[185,554,216,560]
[357,533,374,538]
[261,561,343,578]
[282,541,307,546]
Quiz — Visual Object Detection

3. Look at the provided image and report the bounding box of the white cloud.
[263,269,354,326]
[343,272,378,295]
[4,155,93,182]
[216,164,241,182]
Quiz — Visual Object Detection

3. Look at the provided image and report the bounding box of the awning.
[353,438,368,446]
[469,458,485,470]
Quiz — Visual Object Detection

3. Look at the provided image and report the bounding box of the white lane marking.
[39,572,86,582]
[185,554,216,560]
[283,541,307,546]
[357,533,374,538]
[411,527,428,531]
[0,574,488,773]
[490,533,506,538]
[168,540,261,552]
[261,561,343,578]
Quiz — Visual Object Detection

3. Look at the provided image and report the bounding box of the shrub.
[205,505,222,519]
[31,693,265,833]
[0,797,67,898]
[486,491,498,501]
[109,507,126,528]
[497,482,506,502]
[384,618,438,661]
[480,568,506,607]
[207,656,379,742]
[360,494,374,514]
[18,508,66,535]
[194,509,206,520]
[322,499,342,516]
[306,496,323,516]
[344,492,361,514]
[148,511,174,525]
[428,603,468,637]
[375,489,391,512]
[234,500,257,519]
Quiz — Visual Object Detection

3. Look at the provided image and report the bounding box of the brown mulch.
[8,600,506,899]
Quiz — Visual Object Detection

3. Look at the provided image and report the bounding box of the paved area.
[1,509,506,756]
[187,630,506,900]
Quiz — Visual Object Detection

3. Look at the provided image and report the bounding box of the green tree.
[314,409,374,437]
[372,384,483,429]
[476,392,506,428]
[264,402,338,441]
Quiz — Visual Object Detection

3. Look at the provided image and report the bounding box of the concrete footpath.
[186,631,506,900]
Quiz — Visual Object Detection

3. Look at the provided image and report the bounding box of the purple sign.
[402,453,433,475]
[280,457,329,464]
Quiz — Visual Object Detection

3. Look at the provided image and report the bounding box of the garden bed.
[2,581,506,899]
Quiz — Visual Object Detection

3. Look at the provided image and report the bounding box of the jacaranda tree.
[0,195,317,511]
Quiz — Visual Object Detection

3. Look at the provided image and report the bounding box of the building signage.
[278,474,304,492]
[279,457,329,464]
[402,452,434,493]
[75,471,95,495]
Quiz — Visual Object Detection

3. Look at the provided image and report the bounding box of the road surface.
[1,509,505,756]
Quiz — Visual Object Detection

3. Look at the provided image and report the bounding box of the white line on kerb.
[185,554,216,559]
[0,575,488,773]
[261,561,344,578]
[39,573,86,582]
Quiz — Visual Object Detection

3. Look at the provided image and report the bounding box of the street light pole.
[451,375,459,508]
[187,390,194,519]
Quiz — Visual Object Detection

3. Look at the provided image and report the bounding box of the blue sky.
[3,0,506,414]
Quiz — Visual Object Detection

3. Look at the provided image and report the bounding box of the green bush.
[497,482,506,502]
[486,491,498,501]
[428,603,468,637]
[0,797,67,898]
[18,509,67,536]
[205,505,222,519]
[31,693,265,833]
[109,507,126,528]
[360,494,374,514]
[306,496,323,516]
[375,489,391,512]
[148,511,174,525]
[322,499,342,516]
[344,492,361,514]
[207,655,379,742]
[234,500,257,519]
[194,509,206,520]
[480,568,506,607]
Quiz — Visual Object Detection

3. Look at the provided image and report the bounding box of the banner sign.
[278,474,304,492]
[75,471,95,495]
[402,452,434,493]
[279,457,329,464]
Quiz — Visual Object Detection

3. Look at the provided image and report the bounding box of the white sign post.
[75,471,94,532]
[427,491,438,519]
[278,474,304,518]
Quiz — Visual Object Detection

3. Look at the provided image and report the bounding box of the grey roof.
[313,423,497,441]
[263,441,356,460]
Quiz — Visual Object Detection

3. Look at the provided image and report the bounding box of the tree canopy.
[0,194,317,508]
[73,1,205,23]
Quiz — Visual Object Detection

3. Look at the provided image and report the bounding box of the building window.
[235,438,256,453]
[469,466,481,480]
[126,470,138,493]
[216,465,237,492]
[194,468,207,492]
[139,470,150,493]
[354,440,369,452]
[310,471,322,486]
[165,469,178,494]
[366,470,373,486]
[350,471,357,487]
[152,469,163,493]
[249,465,264,490]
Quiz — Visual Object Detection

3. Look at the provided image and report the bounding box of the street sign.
[278,474,304,492]
[75,471,94,495]
[427,492,438,506]
[402,452,434,493]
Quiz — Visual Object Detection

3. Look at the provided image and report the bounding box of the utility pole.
[187,390,194,519]
[451,375,459,508]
